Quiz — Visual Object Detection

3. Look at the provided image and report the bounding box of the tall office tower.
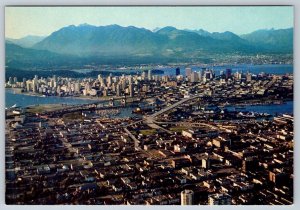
[162,75,169,82]
[111,82,116,92]
[181,190,194,205]
[107,75,112,87]
[201,68,206,78]
[98,74,102,81]
[99,78,104,87]
[204,70,212,80]
[225,68,232,79]
[185,68,192,79]
[75,82,81,93]
[116,83,121,97]
[148,69,152,80]
[220,70,224,76]
[53,75,57,82]
[129,83,134,97]
[67,81,72,89]
[128,75,133,84]
[8,77,13,85]
[26,81,31,91]
[114,76,119,84]
[56,85,61,94]
[190,71,199,83]
[22,78,26,88]
[102,89,108,97]
[13,77,18,84]
[142,71,146,80]
[50,79,54,88]
[121,79,126,90]
[246,72,252,82]
[208,193,232,205]
[197,72,202,82]
[32,80,37,93]
[85,83,91,91]
[234,71,242,80]
[153,75,160,81]
[176,67,180,76]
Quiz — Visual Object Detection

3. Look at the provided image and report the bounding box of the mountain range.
[6,24,293,68]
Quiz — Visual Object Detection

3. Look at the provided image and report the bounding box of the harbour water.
[224,101,293,116]
[5,89,98,107]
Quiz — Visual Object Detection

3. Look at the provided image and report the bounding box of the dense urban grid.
[5,67,293,205]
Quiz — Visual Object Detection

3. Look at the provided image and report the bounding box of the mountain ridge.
[5,24,293,68]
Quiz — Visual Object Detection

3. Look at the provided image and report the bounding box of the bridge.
[143,94,203,134]
[150,94,202,118]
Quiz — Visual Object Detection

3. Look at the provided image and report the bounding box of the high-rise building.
[225,68,232,79]
[148,69,152,80]
[176,67,180,76]
[116,83,121,97]
[142,71,146,80]
[50,79,54,88]
[129,83,134,97]
[22,78,26,88]
[75,82,81,93]
[162,75,169,82]
[121,79,126,90]
[205,70,213,80]
[13,77,18,84]
[197,72,202,82]
[185,68,192,79]
[107,75,112,87]
[8,77,13,85]
[26,81,31,91]
[32,80,37,93]
[246,72,252,82]
[234,71,242,80]
[128,75,133,84]
[190,71,198,83]
[181,190,194,205]
[53,75,57,82]
[201,68,206,77]
[208,193,232,205]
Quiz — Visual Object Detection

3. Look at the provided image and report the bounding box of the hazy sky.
[5,6,294,39]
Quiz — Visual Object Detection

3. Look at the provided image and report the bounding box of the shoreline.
[5,88,132,102]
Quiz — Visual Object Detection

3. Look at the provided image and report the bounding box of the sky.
[5,6,294,39]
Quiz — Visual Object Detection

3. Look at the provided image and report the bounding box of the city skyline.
[5,6,293,39]
[5,5,294,205]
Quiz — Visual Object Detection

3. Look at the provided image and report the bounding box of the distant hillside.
[6,35,46,48]
[241,28,293,53]
[5,42,79,68]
